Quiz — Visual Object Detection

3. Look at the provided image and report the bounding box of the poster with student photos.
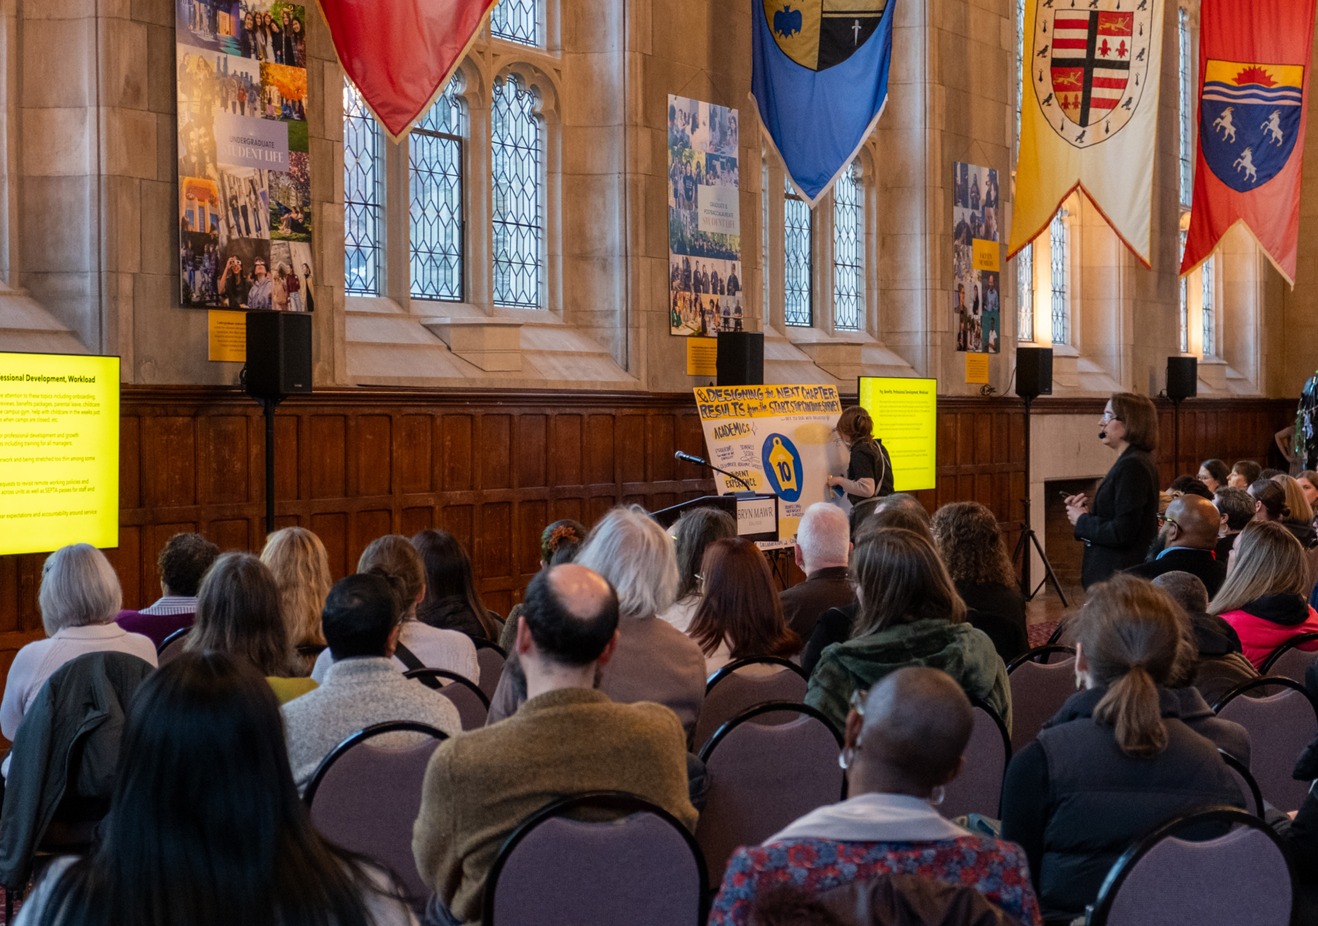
[668,95,744,336]
[952,162,1001,354]
[176,0,314,312]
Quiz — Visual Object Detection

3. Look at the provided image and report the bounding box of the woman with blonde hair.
[931,501,1028,662]
[1000,575,1245,924]
[1209,520,1318,668]
[804,528,1009,733]
[310,535,477,684]
[1271,473,1316,546]
[260,527,332,673]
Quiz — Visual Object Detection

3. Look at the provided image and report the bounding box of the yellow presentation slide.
[858,376,938,492]
[0,352,120,555]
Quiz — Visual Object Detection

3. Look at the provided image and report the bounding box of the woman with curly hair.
[930,502,1028,662]
[260,527,333,674]
[499,519,587,650]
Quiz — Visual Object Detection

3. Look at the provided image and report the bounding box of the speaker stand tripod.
[1012,394,1070,606]
[259,396,283,535]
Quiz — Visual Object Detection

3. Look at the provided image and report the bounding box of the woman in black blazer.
[1064,393,1160,588]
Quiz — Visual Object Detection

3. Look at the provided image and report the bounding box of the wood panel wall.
[0,388,1294,693]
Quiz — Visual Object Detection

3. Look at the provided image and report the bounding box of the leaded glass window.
[1202,255,1216,356]
[491,74,544,309]
[1178,7,1193,208]
[784,180,812,327]
[409,79,465,301]
[832,162,862,331]
[1017,245,1034,341]
[1049,208,1069,345]
[344,80,384,296]
[490,0,541,47]
[1178,231,1189,353]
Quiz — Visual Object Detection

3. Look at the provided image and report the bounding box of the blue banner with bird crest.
[751,0,896,207]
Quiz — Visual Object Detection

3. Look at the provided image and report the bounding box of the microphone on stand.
[675,450,754,492]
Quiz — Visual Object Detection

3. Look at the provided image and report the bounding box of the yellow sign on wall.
[858,376,937,491]
[0,352,120,554]
[208,310,247,362]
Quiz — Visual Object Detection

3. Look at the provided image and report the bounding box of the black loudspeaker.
[1167,356,1198,400]
[245,311,312,400]
[1016,346,1053,399]
[716,331,764,386]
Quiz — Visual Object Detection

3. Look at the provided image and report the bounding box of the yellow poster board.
[0,352,120,554]
[208,310,247,362]
[857,376,938,492]
[686,337,718,377]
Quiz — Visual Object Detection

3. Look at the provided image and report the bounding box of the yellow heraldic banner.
[693,385,843,542]
[1009,0,1164,266]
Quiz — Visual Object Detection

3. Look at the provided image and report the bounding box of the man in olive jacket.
[412,563,698,926]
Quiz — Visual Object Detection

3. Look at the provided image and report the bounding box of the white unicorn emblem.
[1261,109,1285,146]
[1211,106,1237,143]
[1234,147,1258,183]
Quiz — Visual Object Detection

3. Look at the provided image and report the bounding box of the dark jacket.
[957,581,1029,663]
[1000,687,1245,923]
[780,567,854,642]
[1073,447,1159,588]
[1124,547,1227,598]
[0,651,154,889]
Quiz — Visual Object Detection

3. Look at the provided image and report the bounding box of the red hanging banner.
[317,0,495,141]
[1181,0,1317,285]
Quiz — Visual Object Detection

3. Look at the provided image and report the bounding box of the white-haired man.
[780,503,854,641]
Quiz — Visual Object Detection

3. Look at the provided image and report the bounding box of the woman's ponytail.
[1093,664,1167,757]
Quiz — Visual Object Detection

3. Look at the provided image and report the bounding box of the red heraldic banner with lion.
[1180,0,1316,286]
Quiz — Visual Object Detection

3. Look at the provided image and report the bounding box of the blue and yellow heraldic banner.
[752,0,896,207]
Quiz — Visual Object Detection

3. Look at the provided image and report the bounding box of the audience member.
[1166,475,1213,501]
[260,526,332,673]
[1213,486,1255,561]
[709,668,1041,926]
[116,532,217,646]
[804,529,1009,734]
[13,652,416,926]
[1000,575,1245,925]
[1151,571,1257,711]
[854,492,932,543]
[1273,473,1317,546]
[779,503,854,641]
[183,552,313,703]
[1197,459,1229,493]
[1299,470,1318,509]
[412,564,696,926]
[498,519,587,650]
[283,573,460,791]
[1229,459,1262,488]
[1,544,157,775]
[412,530,500,641]
[312,536,478,685]
[687,537,801,674]
[660,507,736,633]
[930,502,1028,662]
[1208,521,1318,668]
[1124,494,1227,595]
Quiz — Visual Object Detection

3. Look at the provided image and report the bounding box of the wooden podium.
[651,493,780,543]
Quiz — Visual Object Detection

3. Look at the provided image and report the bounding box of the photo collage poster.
[176,0,314,312]
[668,95,743,336]
[952,162,1001,353]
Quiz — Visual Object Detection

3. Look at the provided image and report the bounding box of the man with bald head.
[709,668,1040,925]
[1124,494,1228,596]
[413,564,697,926]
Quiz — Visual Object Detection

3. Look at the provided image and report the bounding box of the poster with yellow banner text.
[694,384,843,543]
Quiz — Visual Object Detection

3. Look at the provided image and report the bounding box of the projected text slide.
[858,377,938,492]
[0,353,120,555]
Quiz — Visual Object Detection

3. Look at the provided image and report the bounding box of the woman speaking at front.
[1064,393,1160,588]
